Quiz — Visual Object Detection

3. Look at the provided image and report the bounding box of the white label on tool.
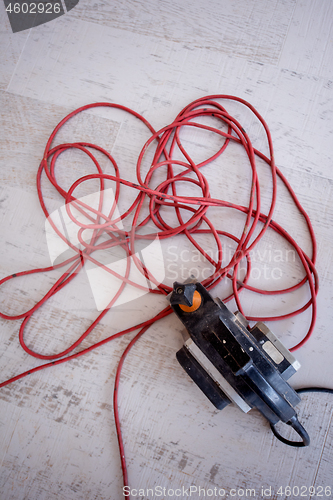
[262,341,284,364]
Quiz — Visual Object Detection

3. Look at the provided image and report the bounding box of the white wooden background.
[0,1,333,499]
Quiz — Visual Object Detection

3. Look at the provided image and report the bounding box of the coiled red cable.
[0,96,318,497]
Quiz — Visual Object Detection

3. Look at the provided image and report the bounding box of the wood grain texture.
[68,0,297,64]
[0,1,29,90]
[0,0,333,498]
[0,92,121,194]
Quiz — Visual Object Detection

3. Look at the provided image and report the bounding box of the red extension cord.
[0,95,318,496]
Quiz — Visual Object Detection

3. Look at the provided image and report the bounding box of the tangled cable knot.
[0,95,318,495]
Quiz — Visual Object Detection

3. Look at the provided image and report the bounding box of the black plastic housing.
[170,281,301,426]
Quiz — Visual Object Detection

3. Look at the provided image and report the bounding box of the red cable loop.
[0,96,318,497]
